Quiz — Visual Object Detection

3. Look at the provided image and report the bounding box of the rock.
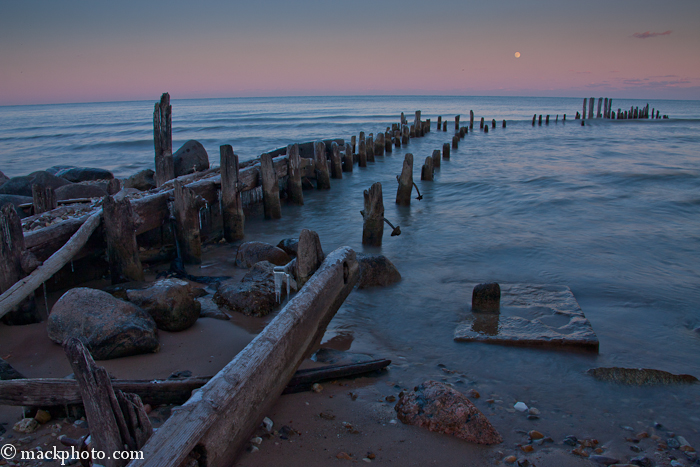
[13,418,38,434]
[276,238,299,257]
[295,229,324,287]
[173,140,209,177]
[55,182,107,200]
[126,279,201,332]
[197,297,230,321]
[504,456,517,464]
[45,165,75,175]
[394,380,503,445]
[667,438,681,449]
[0,171,72,197]
[356,254,401,289]
[47,287,159,360]
[262,417,273,432]
[529,430,544,440]
[124,169,156,191]
[630,456,654,467]
[514,402,528,412]
[34,410,51,424]
[520,445,534,453]
[589,455,620,465]
[528,407,540,415]
[55,167,114,183]
[630,445,641,452]
[563,435,578,446]
[0,194,32,218]
[235,242,291,268]
[587,367,698,385]
[213,261,281,317]
[336,452,352,460]
[472,282,500,313]
[0,357,24,380]
[0,170,8,187]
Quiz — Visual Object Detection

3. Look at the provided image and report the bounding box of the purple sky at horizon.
[1,0,699,105]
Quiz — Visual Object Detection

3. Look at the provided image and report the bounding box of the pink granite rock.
[394,380,502,445]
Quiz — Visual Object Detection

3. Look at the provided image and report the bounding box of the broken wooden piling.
[396,153,413,206]
[342,143,353,172]
[358,138,367,167]
[220,145,246,240]
[367,134,375,162]
[384,131,392,153]
[452,135,459,149]
[469,110,474,129]
[375,132,385,157]
[173,180,204,264]
[583,98,587,120]
[432,149,441,168]
[443,142,450,160]
[588,97,594,119]
[330,142,343,179]
[437,116,441,130]
[154,93,174,187]
[421,156,434,181]
[285,143,304,206]
[362,182,384,247]
[32,184,56,215]
[103,194,144,284]
[455,115,460,130]
[260,153,282,219]
[314,141,331,189]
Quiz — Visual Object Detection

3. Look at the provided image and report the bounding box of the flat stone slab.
[454,284,598,351]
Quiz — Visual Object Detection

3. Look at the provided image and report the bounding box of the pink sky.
[1,0,699,105]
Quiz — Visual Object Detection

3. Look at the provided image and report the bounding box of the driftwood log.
[0,360,391,407]
[127,247,359,467]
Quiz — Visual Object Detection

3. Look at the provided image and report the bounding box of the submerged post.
[154,93,174,187]
[396,154,414,206]
[314,141,331,189]
[414,111,422,137]
[221,145,246,240]
[455,115,460,130]
[452,135,459,149]
[583,98,587,120]
[421,156,434,181]
[358,138,367,167]
[588,97,594,119]
[385,131,392,153]
[285,143,304,206]
[442,121,447,132]
[103,194,144,284]
[603,98,608,118]
[260,153,282,219]
[443,142,450,160]
[330,142,343,179]
[375,132,385,157]
[437,116,442,130]
[362,182,384,246]
[432,149,441,168]
[469,110,474,129]
[597,97,603,118]
[173,180,204,264]
[342,143,353,173]
[366,134,375,162]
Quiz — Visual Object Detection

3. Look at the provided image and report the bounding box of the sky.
[1,0,699,105]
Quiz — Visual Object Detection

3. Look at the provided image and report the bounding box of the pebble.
[362,459,372,463]
[385,395,396,403]
[504,455,517,464]
[514,402,529,412]
[389,419,397,425]
[563,435,578,446]
[589,455,620,465]
[520,445,534,453]
[527,415,539,420]
[467,389,480,399]
[250,446,259,453]
[630,456,654,467]
[571,446,589,457]
[319,412,335,421]
[636,432,649,439]
[34,410,51,425]
[250,437,262,445]
[528,430,544,440]
[528,407,540,415]
[336,452,352,460]
[630,445,641,453]
[312,383,323,393]
[677,436,691,447]
[262,417,274,432]
[366,453,376,460]
[670,461,683,467]
[13,418,38,434]
[667,438,681,449]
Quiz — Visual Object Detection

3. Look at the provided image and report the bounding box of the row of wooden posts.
[574,97,664,120]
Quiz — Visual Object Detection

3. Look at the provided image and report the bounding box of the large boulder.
[235,242,291,268]
[173,140,209,177]
[395,380,502,445]
[47,288,159,360]
[55,183,108,201]
[356,254,401,289]
[0,171,72,197]
[0,195,32,218]
[124,169,156,191]
[0,170,8,187]
[213,261,282,317]
[126,279,201,332]
[276,238,299,257]
[56,167,114,183]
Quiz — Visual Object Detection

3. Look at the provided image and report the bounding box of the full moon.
[514,52,521,58]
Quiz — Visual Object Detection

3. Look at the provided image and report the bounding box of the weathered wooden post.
[32,184,56,214]
[314,141,331,189]
[442,121,447,132]
[351,135,356,154]
[443,142,450,160]
[538,115,542,125]
[221,145,246,240]
[480,117,485,129]
[400,112,406,125]
[483,125,488,133]
[491,118,496,129]
[362,182,384,246]
[608,99,613,118]
[589,97,595,119]
[421,156,434,181]
[603,98,608,118]
[367,134,375,162]
[502,119,506,128]
[452,135,459,149]
[173,180,204,264]
[394,130,401,147]
[459,127,466,138]
[469,110,474,129]
[0,204,39,325]
[437,116,442,130]
[385,131,392,153]
[396,154,413,206]
[260,153,282,219]
[583,98,587,120]
[424,119,430,134]
[597,97,603,118]
[103,194,144,284]
[545,115,550,125]
[402,125,409,145]
[532,114,537,126]
[358,138,367,167]
[342,143,353,173]
[284,143,303,206]
[432,149,441,168]
[154,93,174,187]
[414,111,422,137]
[330,142,343,179]
[375,132,385,157]
[295,229,324,288]
[455,115,460,130]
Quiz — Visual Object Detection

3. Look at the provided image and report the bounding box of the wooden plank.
[104,195,143,284]
[127,247,359,467]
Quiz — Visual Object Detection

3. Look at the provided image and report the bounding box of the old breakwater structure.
[0,93,679,466]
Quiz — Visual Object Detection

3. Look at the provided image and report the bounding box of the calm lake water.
[1,95,700,448]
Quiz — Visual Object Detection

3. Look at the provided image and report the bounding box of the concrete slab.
[454,284,598,351]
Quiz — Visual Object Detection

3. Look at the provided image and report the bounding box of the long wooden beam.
[127,246,359,467]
